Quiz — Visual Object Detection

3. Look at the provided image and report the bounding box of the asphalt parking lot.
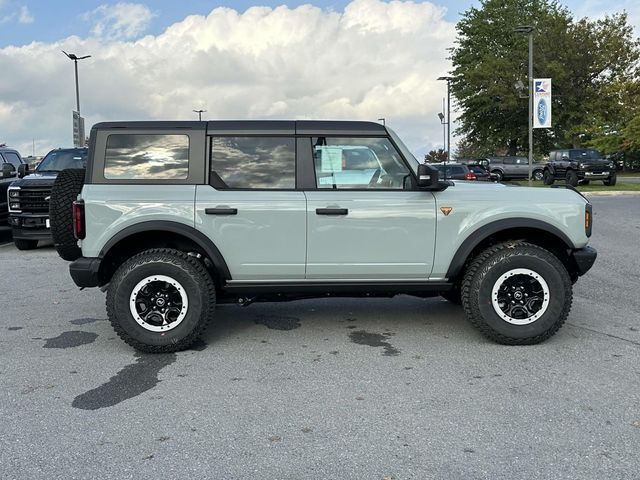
[1,195,639,479]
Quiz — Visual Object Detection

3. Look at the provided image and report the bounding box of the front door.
[304,136,437,280]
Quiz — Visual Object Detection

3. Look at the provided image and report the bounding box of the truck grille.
[16,186,52,213]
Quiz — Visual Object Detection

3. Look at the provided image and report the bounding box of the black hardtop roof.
[91,120,387,136]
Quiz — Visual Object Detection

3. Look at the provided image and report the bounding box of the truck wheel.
[542,170,555,185]
[603,171,617,186]
[49,168,85,261]
[533,169,544,181]
[461,241,572,345]
[491,170,503,182]
[106,248,215,353]
[566,170,579,187]
[14,238,38,250]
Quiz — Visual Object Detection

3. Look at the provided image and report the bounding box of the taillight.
[464,172,477,181]
[73,200,86,239]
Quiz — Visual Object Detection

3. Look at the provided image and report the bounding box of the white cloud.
[83,2,154,40]
[18,5,33,24]
[0,0,456,157]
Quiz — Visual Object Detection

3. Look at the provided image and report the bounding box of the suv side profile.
[50,121,596,353]
[483,156,545,182]
[543,149,616,187]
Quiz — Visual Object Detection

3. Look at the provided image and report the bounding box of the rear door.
[304,135,436,280]
[195,127,306,280]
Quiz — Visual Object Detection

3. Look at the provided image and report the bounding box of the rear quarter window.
[104,134,189,180]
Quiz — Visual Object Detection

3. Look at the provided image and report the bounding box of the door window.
[2,152,22,168]
[210,137,295,189]
[312,137,410,189]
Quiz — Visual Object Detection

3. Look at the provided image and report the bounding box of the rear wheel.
[14,238,38,250]
[542,169,555,185]
[461,241,572,345]
[604,171,617,186]
[533,169,544,181]
[491,170,503,182]
[49,168,85,261]
[566,170,579,187]
[106,248,215,353]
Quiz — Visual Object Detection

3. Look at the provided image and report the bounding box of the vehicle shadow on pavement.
[204,296,474,346]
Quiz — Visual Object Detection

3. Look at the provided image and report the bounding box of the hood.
[10,171,58,188]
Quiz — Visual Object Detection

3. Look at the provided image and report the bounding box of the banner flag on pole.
[533,78,552,128]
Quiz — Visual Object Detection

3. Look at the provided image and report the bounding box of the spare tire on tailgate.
[49,168,85,261]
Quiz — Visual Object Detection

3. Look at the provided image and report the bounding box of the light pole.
[193,109,206,121]
[437,76,453,164]
[514,25,534,186]
[62,51,91,116]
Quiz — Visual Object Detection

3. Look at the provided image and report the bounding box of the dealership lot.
[1,195,639,479]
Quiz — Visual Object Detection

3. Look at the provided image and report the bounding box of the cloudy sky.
[0,0,638,158]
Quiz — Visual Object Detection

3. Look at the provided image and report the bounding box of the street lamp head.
[62,50,91,61]
[437,112,445,121]
[514,80,525,91]
[437,76,453,82]
[514,25,534,33]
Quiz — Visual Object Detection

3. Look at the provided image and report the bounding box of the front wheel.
[543,169,555,185]
[106,248,216,353]
[566,170,579,187]
[14,238,38,250]
[604,171,617,186]
[491,170,503,182]
[461,241,572,345]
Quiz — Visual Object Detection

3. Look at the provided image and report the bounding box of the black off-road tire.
[603,171,617,186]
[543,169,555,185]
[566,170,579,187]
[491,170,504,182]
[461,241,572,345]
[106,248,215,353]
[533,169,544,181]
[14,238,38,250]
[49,168,85,261]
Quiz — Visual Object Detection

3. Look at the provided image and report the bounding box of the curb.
[583,191,640,197]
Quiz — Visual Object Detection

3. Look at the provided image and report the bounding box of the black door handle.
[205,207,238,215]
[316,208,348,215]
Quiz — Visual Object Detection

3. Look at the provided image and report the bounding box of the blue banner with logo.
[533,78,552,128]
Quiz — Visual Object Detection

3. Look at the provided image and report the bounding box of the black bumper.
[9,215,51,240]
[10,226,52,240]
[69,257,102,288]
[572,246,597,276]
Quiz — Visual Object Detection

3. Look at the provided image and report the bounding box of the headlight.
[579,163,586,169]
[609,162,615,169]
[8,190,19,198]
[9,203,20,210]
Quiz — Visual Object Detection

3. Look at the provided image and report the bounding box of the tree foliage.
[424,148,448,163]
[450,0,640,158]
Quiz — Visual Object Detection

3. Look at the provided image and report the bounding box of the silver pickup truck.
[47,120,596,352]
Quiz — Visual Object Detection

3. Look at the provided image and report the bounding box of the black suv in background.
[431,163,477,180]
[543,149,616,186]
[1,147,26,224]
[7,147,87,250]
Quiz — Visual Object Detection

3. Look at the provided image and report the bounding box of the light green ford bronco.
[48,120,596,352]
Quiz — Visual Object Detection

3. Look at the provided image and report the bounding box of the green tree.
[424,148,448,163]
[450,0,640,156]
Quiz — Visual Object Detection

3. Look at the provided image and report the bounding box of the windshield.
[569,149,601,160]
[387,127,419,173]
[37,150,87,172]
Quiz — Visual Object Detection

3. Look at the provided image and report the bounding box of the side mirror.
[417,164,439,188]
[2,163,16,179]
[17,163,29,178]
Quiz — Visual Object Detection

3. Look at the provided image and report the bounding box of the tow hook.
[238,297,255,307]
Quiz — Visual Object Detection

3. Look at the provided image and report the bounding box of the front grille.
[16,187,52,213]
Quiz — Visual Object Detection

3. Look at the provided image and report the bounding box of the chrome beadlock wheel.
[491,268,550,325]
[129,275,189,332]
